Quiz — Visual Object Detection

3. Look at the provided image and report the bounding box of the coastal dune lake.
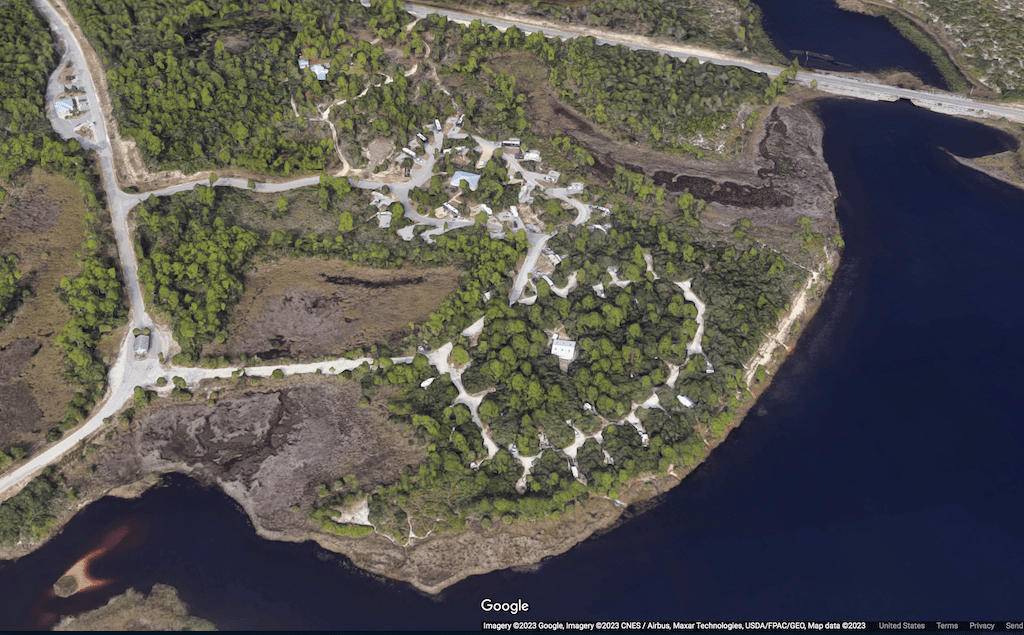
[2,98,1023,629]
[754,0,947,87]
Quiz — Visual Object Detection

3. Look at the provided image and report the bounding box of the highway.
[404,2,1024,124]
[3,0,1022,504]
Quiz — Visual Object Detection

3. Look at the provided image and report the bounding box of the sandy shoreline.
[0,248,841,594]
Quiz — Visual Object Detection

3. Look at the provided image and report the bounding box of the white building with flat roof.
[54,98,74,118]
[551,338,576,361]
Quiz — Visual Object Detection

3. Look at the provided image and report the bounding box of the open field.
[203,258,460,361]
[211,186,374,238]
[0,170,89,449]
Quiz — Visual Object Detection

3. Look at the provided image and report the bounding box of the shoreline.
[0,249,840,593]
[833,0,980,95]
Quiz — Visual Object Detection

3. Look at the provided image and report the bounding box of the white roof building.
[519,150,541,162]
[450,171,481,190]
[567,182,584,194]
[298,59,328,80]
[551,338,576,361]
[677,395,695,408]
[134,334,150,356]
[310,64,328,80]
[54,98,74,118]
[545,170,561,183]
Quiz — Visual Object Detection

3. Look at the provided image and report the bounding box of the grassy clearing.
[0,170,90,448]
[213,185,374,238]
[204,257,461,362]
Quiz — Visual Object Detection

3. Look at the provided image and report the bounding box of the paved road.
[6,0,1018,502]
[404,2,1024,124]
[2,1,562,501]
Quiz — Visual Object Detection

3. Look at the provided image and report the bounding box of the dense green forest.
[429,0,786,64]
[0,0,58,138]
[320,12,774,158]
[64,0,412,173]
[0,467,64,545]
[0,254,25,326]
[348,169,803,541]
[0,0,128,443]
[414,17,770,153]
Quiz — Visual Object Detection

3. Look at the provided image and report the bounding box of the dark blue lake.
[754,0,948,88]
[2,97,1022,630]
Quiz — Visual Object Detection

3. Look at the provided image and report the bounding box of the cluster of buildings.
[54,95,89,119]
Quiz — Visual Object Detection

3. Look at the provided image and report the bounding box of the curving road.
[3,0,576,501]
[6,0,1020,502]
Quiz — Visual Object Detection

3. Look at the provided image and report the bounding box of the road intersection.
[3,0,1020,502]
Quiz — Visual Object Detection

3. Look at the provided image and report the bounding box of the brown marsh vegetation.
[0,170,91,449]
[204,257,460,361]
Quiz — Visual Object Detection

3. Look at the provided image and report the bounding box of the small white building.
[310,64,329,80]
[567,182,584,194]
[551,338,576,361]
[509,205,519,217]
[299,59,329,80]
[677,395,695,408]
[545,170,561,183]
[370,191,393,209]
[479,204,493,216]
[54,98,75,118]
[450,171,481,190]
[519,149,541,162]
[134,334,150,357]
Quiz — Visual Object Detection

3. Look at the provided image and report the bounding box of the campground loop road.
[3,0,1022,503]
